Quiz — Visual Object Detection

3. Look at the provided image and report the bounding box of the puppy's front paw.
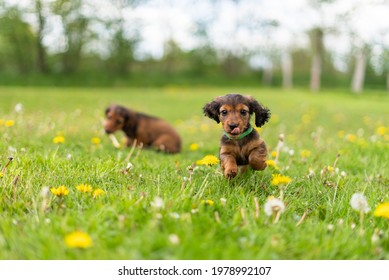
[225,167,238,179]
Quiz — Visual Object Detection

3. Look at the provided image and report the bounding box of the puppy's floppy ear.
[247,96,271,127]
[105,106,111,116]
[203,100,221,123]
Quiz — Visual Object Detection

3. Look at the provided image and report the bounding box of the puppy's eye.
[116,120,123,125]
[220,110,228,116]
[240,110,248,116]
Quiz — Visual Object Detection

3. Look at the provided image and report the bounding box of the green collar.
[224,126,254,140]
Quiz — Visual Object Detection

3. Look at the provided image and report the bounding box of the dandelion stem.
[1,157,14,172]
[254,197,260,219]
[214,211,221,224]
[359,210,364,235]
[124,139,137,162]
[134,142,143,159]
[273,210,281,224]
[13,173,20,202]
[296,210,308,227]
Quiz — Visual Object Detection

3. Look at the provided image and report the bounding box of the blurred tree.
[309,27,324,92]
[106,0,141,76]
[51,0,92,73]
[351,44,368,93]
[35,0,49,73]
[0,6,36,73]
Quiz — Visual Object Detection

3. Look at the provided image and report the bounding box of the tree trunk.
[309,28,324,92]
[282,52,292,89]
[351,48,367,94]
[262,65,273,86]
[35,0,48,73]
[310,54,321,91]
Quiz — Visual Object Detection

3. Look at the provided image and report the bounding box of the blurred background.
[0,0,388,91]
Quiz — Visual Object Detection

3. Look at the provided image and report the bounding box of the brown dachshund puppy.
[104,105,181,153]
[203,94,270,179]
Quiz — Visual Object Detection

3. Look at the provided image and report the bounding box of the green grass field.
[0,87,388,260]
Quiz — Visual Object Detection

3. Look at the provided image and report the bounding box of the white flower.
[168,234,180,245]
[350,193,370,213]
[66,153,72,160]
[126,162,133,170]
[220,198,227,206]
[151,196,164,209]
[170,212,180,219]
[288,149,295,156]
[264,197,285,217]
[14,103,23,113]
[340,171,347,177]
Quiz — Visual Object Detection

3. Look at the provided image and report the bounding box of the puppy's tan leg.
[248,141,267,171]
[220,154,238,179]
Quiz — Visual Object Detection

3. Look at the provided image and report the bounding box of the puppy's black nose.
[229,124,238,130]
[105,129,112,134]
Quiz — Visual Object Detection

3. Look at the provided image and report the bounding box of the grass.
[0,86,388,260]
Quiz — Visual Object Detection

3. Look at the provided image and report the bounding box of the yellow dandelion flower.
[327,166,334,172]
[302,114,311,124]
[5,120,15,127]
[376,126,387,136]
[93,188,105,198]
[53,136,65,144]
[373,202,389,219]
[346,134,357,142]
[65,231,93,248]
[189,143,199,151]
[0,172,4,178]
[196,155,219,166]
[76,184,93,193]
[254,127,262,133]
[201,199,214,206]
[300,150,311,158]
[0,119,4,126]
[91,137,101,145]
[337,130,345,138]
[50,186,69,197]
[271,151,277,158]
[271,174,292,186]
[265,159,278,170]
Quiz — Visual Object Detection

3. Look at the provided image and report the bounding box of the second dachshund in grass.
[104,105,181,153]
[203,94,270,179]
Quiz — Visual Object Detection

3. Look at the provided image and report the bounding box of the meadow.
[0,87,388,260]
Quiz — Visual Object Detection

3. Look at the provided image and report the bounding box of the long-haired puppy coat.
[203,94,270,179]
[104,105,181,153]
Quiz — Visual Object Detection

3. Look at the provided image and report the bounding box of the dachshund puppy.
[203,94,270,179]
[104,105,181,153]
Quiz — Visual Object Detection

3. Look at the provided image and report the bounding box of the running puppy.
[104,105,181,153]
[203,94,270,179]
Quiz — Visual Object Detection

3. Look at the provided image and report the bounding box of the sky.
[4,0,389,70]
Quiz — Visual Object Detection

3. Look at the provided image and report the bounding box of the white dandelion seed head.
[350,193,370,213]
[8,146,17,154]
[151,196,164,209]
[288,149,295,156]
[126,162,133,170]
[170,212,180,219]
[220,198,227,206]
[168,234,180,245]
[264,197,285,217]
[14,103,23,113]
[66,153,72,160]
[41,186,50,197]
[340,171,347,177]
